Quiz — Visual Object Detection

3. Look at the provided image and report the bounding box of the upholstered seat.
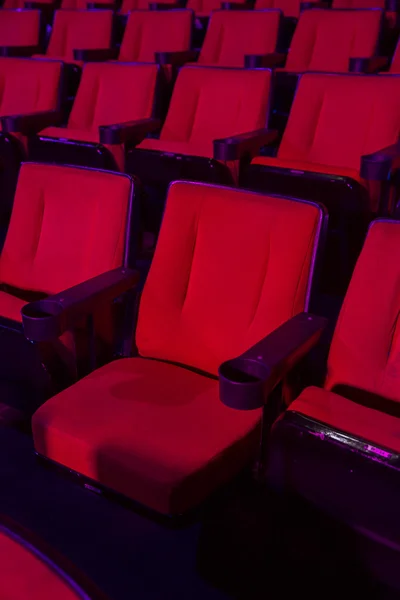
[31,180,324,515]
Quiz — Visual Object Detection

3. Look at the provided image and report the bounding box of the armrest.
[155,50,199,66]
[99,117,161,145]
[73,48,118,62]
[24,1,57,9]
[1,110,62,135]
[214,128,278,161]
[219,313,328,410]
[22,268,139,343]
[149,2,181,8]
[244,52,286,69]
[221,2,248,8]
[361,142,400,181]
[87,1,115,7]
[349,56,389,74]
[0,45,41,58]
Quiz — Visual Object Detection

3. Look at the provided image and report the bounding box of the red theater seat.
[0,163,137,415]
[28,62,160,171]
[0,9,41,55]
[0,57,62,221]
[30,181,325,515]
[194,9,281,68]
[126,66,273,232]
[244,72,400,291]
[0,517,108,599]
[266,220,400,571]
[278,8,382,72]
[34,9,113,65]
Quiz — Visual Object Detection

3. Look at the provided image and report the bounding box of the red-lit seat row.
[0,0,399,592]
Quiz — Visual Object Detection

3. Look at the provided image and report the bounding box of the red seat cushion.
[32,357,262,515]
[46,10,113,63]
[119,10,192,62]
[289,386,400,454]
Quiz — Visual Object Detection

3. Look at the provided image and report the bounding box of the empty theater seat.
[260,8,383,71]
[266,219,400,573]
[0,163,137,417]
[28,181,325,515]
[0,58,62,223]
[34,9,113,64]
[126,66,273,232]
[0,9,41,56]
[192,9,281,68]
[28,62,160,171]
[0,516,108,599]
[85,9,193,63]
[243,72,400,291]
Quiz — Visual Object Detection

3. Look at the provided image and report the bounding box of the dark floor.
[0,426,229,600]
[1,425,400,600]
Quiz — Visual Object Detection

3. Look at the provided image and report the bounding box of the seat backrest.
[277,73,400,172]
[159,66,271,153]
[187,0,246,16]
[68,62,158,130]
[0,10,40,46]
[119,10,192,62]
[326,220,400,402]
[285,9,382,72]
[0,58,62,115]
[198,10,280,67]
[0,164,134,294]
[47,10,113,61]
[136,182,323,375]
[2,0,29,7]
[332,0,385,8]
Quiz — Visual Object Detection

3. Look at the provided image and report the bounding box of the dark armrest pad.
[349,56,389,74]
[155,50,199,66]
[1,110,62,134]
[0,45,41,58]
[219,313,328,410]
[22,268,139,342]
[214,128,278,161]
[73,48,118,62]
[87,2,115,7]
[244,52,286,69]
[361,142,400,181]
[221,2,248,8]
[99,117,161,145]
